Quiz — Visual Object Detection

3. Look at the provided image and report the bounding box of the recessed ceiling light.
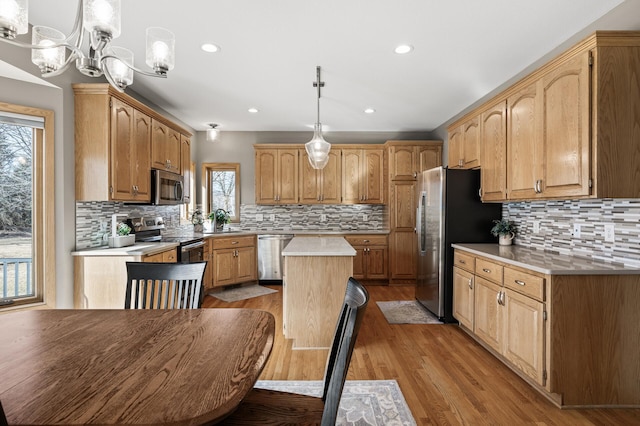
[394,44,413,54]
[364,108,376,114]
[201,43,220,53]
[248,108,259,113]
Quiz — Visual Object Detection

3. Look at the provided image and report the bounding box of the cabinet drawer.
[454,251,475,273]
[504,267,545,302]
[211,235,255,250]
[475,258,503,284]
[345,235,387,246]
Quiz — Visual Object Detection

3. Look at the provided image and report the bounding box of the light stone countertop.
[452,243,640,275]
[71,242,180,257]
[282,237,356,256]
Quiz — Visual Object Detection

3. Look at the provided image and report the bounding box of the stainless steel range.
[128,216,204,263]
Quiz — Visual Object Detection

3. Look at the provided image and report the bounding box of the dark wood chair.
[0,400,7,426]
[124,262,207,309]
[221,277,369,426]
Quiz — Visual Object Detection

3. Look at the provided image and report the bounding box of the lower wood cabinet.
[452,247,640,408]
[142,248,177,263]
[210,235,257,287]
[344,235,388,281]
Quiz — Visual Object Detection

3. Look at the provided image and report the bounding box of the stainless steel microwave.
[151,169,184,205]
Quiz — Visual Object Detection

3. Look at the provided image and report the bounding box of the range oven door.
[179,240,205,263]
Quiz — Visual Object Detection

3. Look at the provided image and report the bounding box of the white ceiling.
[23,0,640,132]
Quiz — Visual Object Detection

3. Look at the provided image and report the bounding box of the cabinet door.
[389,145,417,180]
[181,135,191,202]
[167,128,181,173]
[390,181,416,231]
[255,149,278,204]
[366,246,388,279]
[507,82,540,200]
[277,149,299,204]
[480,101,507,201]
[110,98,134,201]
[161,249,177,263]
[474,277,503,352]
[132,110,151,201]
[151,119,169,170]
[299,150,320,204]
[341,149,361,204]
[320,149,342,203]
[448,125,463,168]
[452,266,474,329]
[351,246,366,280]
[503,289,546,386]
[418,145,442,173]
[143,252,164,262]
[235,246,257,283]
[462,117,480,168]
[363,148,385,204]
[213,249,236,287]
[203,240,213,290]
[540,51,591,198]
[389,231,416,280]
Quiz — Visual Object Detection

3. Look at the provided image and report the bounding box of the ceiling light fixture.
[394,44,413,54]
[201,43,219,53]
[248,107,259,113]
[364,108,376,114]
[0,0,175,92]
[206,123,219,141]
[305,65,331,170]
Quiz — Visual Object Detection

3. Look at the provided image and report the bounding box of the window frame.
[202,162,240,223]
[0,102,56,310]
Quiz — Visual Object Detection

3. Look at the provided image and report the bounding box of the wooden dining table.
[0,308,275,425]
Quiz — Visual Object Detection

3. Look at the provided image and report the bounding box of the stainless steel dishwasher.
[258,234,294,282]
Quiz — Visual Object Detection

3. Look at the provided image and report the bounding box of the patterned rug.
[208,285,278,302]
[377,300,443,324]
[254,380,416,426]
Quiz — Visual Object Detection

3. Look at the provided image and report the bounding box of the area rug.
[208,285,277,302]
[377,300,443,324]
[254,379,416,426]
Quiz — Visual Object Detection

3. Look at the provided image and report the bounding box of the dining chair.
[0,400,8,426]
[124,261,207,309]
[221,276,369,426]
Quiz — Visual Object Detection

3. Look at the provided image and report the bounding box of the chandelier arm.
[100,54,168,78]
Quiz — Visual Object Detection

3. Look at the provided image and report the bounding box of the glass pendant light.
[305,66,331,169]
[206,123,219,141]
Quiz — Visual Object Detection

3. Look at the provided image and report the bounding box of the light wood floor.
[203,284,640,425]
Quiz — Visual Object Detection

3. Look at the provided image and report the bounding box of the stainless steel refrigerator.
[416,166,501,323]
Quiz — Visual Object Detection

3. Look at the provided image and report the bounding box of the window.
[0,103,55,309]
[202,163,240,222]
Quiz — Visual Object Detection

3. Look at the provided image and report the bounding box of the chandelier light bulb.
[31,26,65,73]
[146,27,175,74]
[83,0,120,39]
[0,0,27,37]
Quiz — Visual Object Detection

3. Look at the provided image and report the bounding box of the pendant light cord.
[314,66,324,124]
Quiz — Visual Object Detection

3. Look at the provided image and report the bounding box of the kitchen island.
[282,236,356,349]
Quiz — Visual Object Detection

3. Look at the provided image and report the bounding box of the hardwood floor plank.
[202,285,640,425]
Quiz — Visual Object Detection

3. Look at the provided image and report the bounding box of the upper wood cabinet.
[479,101,507,202]
[151,119,181,173]
[341,146,385,204]
[74,84,192,202]
[448,117,480,169]
[255,146,299,204]
[299,149,342,204]
[387,140,442,180]
[451,31,640,202]
[181,135,191,203]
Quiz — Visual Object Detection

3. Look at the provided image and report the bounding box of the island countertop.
[282,236,356,257]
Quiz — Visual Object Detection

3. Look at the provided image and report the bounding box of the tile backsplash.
[76,202,386,250]
[504,198,640,267]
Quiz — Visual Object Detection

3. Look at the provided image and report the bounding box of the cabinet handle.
[482,268,491,273]
[514,280,526,286]
[478,188,482,198]
[458,159,463,167]
[501,291,506,305]
[231,241,239,245]
[459,259,466,264]
[413,171,417,178]
[496,291,501,305]
[468,278,473,289]
[363,239,370,243]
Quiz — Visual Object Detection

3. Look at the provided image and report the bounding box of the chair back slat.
[320,277,369,426]
[124,262,207,309]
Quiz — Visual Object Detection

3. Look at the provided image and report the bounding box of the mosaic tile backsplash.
[76,202,386,250]
[504,199,640,267]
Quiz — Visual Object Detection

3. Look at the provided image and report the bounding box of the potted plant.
[491,219,517,246]
[209,209,230,232]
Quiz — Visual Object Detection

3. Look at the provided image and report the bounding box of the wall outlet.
[320,214,327,222]
[572,223,581,239]
[269,214,275,222]
[256,213,263,222]
[362,214,368,222]
[604,223,615,243]
[532,220,540,234]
